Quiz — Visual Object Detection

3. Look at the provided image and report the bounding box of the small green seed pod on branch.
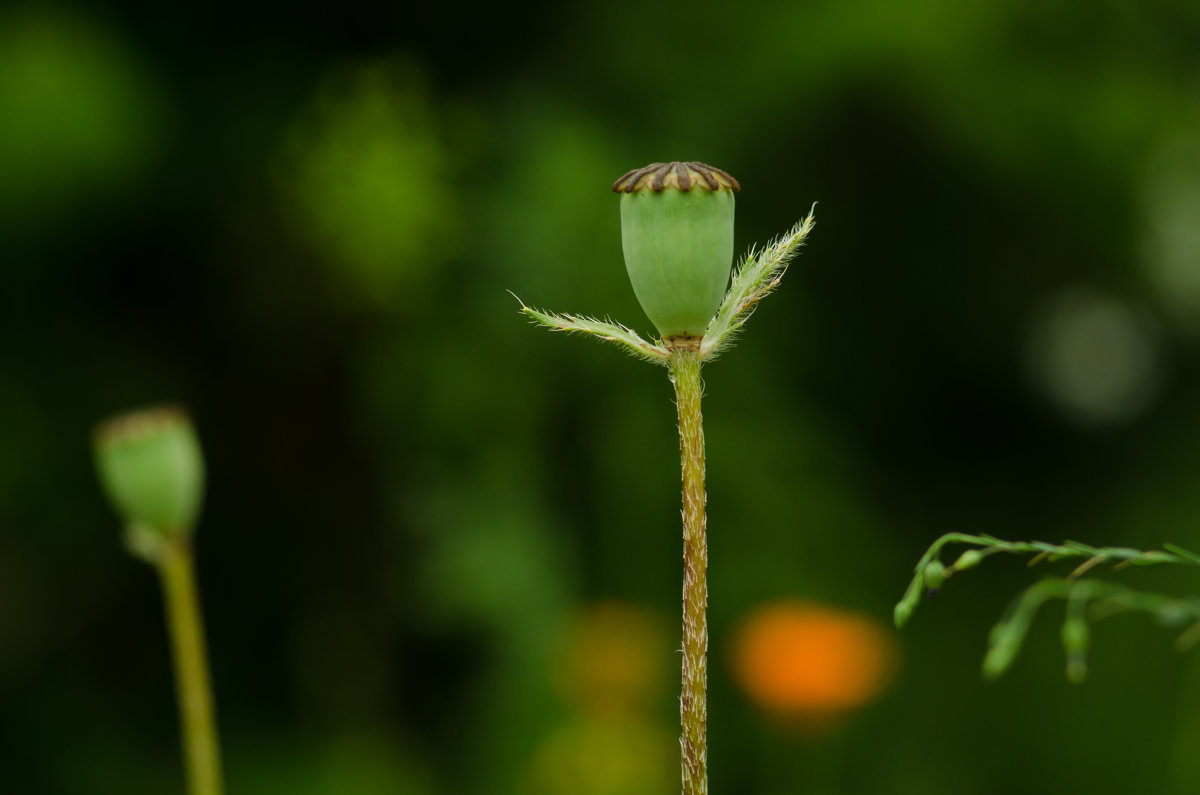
[951,549,984,572]
[923,560,946,592]
[613,162,739,345]
[1061,616,1090,684]
[894,533,1200,683]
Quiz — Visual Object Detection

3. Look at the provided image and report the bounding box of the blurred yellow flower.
[523,602,674,795]
[523,717,674,795]
[555,601,669,718]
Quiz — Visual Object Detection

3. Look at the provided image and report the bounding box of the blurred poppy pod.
[93,405,205,535]
[613,162,739,342]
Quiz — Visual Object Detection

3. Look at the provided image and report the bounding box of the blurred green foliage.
[280,63,454,308]
[0,5,159,229]
[3,0,1200,793]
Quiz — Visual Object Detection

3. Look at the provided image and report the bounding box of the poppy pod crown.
[613,162,739,342]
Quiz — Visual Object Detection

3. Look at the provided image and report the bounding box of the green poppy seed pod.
[93,405,205,536]
[613,162,739,343]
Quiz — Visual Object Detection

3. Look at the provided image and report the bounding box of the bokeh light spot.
[1027,285,1163,426]
[730,600,898,720]
[1142,133,1200,336]
[0,5,159,227]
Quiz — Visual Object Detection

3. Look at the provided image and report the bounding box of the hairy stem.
[670,347,707,795]
[157,536,224,795]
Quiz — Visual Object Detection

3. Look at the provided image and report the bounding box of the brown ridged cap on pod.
[612,161,741,194]
[93,404,192,447]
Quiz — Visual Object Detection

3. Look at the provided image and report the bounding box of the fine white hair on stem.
[701,205,817,359]
[510,292,669,365]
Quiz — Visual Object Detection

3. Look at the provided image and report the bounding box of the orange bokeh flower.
[731,600,898,718]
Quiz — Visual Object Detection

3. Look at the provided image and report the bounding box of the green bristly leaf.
[511,293,669,365]
[701,206,817,359]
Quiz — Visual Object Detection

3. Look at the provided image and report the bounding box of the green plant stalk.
[516,202,816,795]
[156,535,224,795]
[670,347,708,795]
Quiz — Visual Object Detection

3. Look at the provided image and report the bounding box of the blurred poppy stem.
[670,346,708,795]
[156,536,224,795]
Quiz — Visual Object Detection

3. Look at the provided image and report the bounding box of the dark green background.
[4,1,1200,792]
